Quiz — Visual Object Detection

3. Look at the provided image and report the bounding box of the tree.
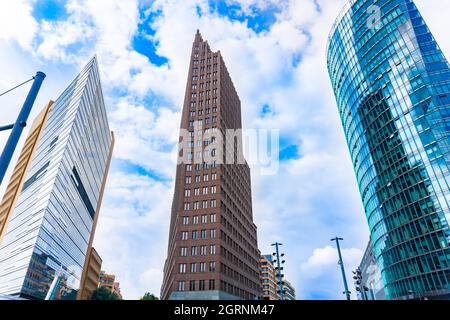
[140,292,159,300]
[91,286,121,300]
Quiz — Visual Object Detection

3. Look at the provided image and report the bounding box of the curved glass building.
[327,0,450,299]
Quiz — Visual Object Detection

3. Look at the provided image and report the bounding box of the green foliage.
[91,286,121,300]
[140,292,159,300]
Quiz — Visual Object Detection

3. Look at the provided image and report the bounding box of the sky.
[0,0,449,300]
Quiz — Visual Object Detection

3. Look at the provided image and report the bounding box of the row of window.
[185,174,217,184]
[186,149,217,160]
[184,186,217,197]
[179,261,216,274]
[181,214,217,225]
[177,279,216,291]
[180,245,216,257]
[180,229,217,240]
[189,107,218,118]
[188,116,217,127]
[186,137,217,148]
[183,200,217,210]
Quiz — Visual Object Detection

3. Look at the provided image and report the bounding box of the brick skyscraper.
[161,30,260,300]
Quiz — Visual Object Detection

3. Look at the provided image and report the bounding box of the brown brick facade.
[161,30,260,300]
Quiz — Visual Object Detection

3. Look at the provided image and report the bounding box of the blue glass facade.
[328,0,450,299]
[0,57,112,300]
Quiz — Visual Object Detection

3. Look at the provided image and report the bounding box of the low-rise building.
[358,241,386,300]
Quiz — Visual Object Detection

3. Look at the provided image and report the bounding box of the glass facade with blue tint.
[0,57,112,300]
[328,0,450,300]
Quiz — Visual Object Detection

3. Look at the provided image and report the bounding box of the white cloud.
[0,0,37,50]
[298,246,364,300]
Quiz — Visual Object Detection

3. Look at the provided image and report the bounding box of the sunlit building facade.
[260,255,278,300]
[328,0,450,299]
[0,57,113,300]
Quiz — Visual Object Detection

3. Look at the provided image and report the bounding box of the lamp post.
[0,72,46,185]
[331,237,351,300]
[271,242,285,301]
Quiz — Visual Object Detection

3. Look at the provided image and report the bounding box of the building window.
[210,214,216,223]
[211,200,217,208]
[203,174,209,181]
[179,264,186,273]
[212,173,217,180]
[210,229,216,238]
[178,281,185,291]
[202,215,208,223]
[193,216,199,224]
[184,189,191,197]
[199,280,206,291]
[184,202,190,211]
[194,188,200,196]
[200,263,206,273]
[185,176,192,184]
[195,175,201,182]
[181,247,188,257]
[210,245,216,255]
[202,187,208,195]
[181,232,188,240]
[186,164,192,172]
[182,216,189,225]
[209,262,216,272]
[189,280,196,291]
[211,186,217,194]
[200,245,207,255]
[192,231,198,240]
[209,280,215,290]
[201,230,207,239]
[190,263,197,273]
[191,246,198,256]
[202,201,208,209]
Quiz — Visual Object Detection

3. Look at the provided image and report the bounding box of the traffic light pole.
[331,237,351,300]
[0,72,46,185]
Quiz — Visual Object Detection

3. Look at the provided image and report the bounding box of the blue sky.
[0,0,449,300]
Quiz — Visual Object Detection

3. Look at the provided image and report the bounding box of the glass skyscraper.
[328,0,450,299]
[0,57,113,300]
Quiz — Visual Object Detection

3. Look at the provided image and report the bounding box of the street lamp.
[331,237,351,300]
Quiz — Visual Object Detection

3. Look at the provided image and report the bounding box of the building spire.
[194,29,203,43]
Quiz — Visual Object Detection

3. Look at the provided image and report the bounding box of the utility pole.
[271,242,285,301]
[0,72,46,185]
[331,237,351,300]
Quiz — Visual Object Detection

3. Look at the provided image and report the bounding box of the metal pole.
[0,72,46,185]
[331,237,351,300]
[272,242,284,301]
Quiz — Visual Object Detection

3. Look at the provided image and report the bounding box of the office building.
[328,0,450,299]
[161,30,260,300]
[0,56,114,300]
